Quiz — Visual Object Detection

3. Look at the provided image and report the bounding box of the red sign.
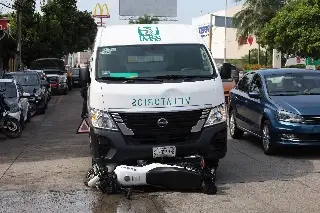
[0,18,9,31]
[296,57,301,63]
[247,35,253,46]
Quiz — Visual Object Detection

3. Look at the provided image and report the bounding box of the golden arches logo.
[93,3,110,18]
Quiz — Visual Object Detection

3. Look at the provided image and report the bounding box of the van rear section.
[87,24,229,168]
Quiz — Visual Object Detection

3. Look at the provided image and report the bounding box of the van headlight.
[204,104,226,127]
[276,110,304,123]
[90,108,118,131]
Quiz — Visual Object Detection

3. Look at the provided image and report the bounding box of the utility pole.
[15,0,23,71]
[224,0,227,63]
[208,14,213,51]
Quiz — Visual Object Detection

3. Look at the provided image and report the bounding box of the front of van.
[88,24,227,168]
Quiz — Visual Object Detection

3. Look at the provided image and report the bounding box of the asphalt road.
[0,89,320,213]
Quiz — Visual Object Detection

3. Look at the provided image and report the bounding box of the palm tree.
[129,15,160,24]
[233,0,285,64]
[233,0,283,42]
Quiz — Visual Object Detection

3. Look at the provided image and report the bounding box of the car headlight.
[204,103,226,127]
[59,76,66,82]
[90,108,118,131]
[35,89,41,96]
[276,110,304,123]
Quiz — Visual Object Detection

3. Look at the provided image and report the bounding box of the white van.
[86,24,230,169]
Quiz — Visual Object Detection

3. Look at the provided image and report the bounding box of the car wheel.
[39,106,46,115]
[26,110,31,123]
[20,113,25,129]
[63,88,67,95]
[262,120,277,155]
[229,110,244,139]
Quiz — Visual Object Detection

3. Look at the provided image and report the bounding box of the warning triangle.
[77,118,90,134]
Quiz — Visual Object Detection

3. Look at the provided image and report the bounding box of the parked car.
[71,68,80,87]
[0,79,31,129]
[228,68,320,155]
[46,73,68,95]
[27,69,51,101]
[30,58,69,94]
[4,71,49,116]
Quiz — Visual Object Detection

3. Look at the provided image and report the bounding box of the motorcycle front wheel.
[2,118,22,139]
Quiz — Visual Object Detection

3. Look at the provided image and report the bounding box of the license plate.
[74,80,79,83]
[153,146,176,158]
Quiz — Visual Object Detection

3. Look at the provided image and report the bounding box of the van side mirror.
[220,63,232,79]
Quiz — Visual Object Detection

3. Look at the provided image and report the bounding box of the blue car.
[228,68,320,155]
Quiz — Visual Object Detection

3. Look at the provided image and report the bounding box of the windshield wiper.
[270,91,301,96]
[97,77,163,82]
[154,75,213,80]
[303,92,320,95]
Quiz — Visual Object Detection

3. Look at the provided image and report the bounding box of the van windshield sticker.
[110,73,138,78]
[138,26,161,42]
[132,97,191,107]
[100,48,116,55]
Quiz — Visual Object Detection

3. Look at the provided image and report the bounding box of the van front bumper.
[90,122,227,164]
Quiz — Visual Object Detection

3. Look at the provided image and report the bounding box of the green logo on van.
[138,26,161,42]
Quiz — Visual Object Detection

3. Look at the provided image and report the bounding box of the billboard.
[119,0,177,17]
[93,3,110,18]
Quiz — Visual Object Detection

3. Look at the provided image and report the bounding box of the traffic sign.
[77,118,89,134]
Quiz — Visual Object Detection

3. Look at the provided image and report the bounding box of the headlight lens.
[204,103,226,127]
[35,89,41,96]
[276,110,304,123]
[90,108,118,131]
[59,76,66,82]
[9,105,20,113]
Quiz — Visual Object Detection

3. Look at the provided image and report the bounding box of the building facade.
[192,5,259,62]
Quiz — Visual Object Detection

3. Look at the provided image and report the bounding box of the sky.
[1,0,239,24]
[77,0,238,24]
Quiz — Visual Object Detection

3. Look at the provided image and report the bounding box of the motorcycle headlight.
[9,105,20,113]
[276,110,304,123]
[90,108,118,131]
[204,103,226,127]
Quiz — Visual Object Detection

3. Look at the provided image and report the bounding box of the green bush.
[283,64,306,68]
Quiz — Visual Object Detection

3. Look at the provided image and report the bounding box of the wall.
[192,5,260,60]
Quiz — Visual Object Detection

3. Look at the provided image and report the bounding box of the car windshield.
[265,73,320,95]
[44,70,63,75]
[96,44,216,79]
[72,69,80,75]
[48,76,59,83]
[0,82,17,98]
[14,74,40,86]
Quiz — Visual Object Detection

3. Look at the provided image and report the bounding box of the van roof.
[96,24,205,47]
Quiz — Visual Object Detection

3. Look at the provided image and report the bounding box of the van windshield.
[96,44,217,79]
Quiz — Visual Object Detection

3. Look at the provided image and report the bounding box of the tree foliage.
[129,15,159,24]
[233,0,283,44]
[258,0,320,59]
[10,0,97,65]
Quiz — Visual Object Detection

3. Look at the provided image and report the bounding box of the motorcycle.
[0,94,23,138]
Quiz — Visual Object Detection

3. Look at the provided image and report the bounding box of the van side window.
[237,72,255,93]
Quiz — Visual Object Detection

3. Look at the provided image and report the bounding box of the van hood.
[89,78,224,112]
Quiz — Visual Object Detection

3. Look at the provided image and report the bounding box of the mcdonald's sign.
[93,3,110,18]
